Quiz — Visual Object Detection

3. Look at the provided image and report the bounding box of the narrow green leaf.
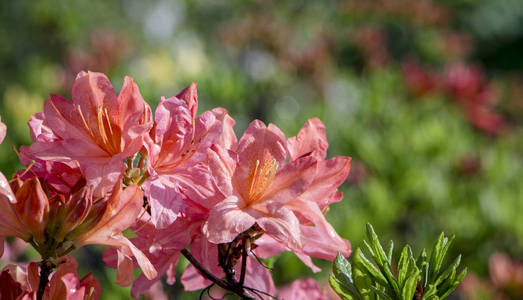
[366,223,388,267]
[417,248,427,269]
[353,248,389,287]
[381,260,401,297]
[434,255,461,287]
[329,275,357,300]
[401,270,420,300]
[434,235,454,279]
[353,259,377,300]
[437,268,467,299]
[422,262,429,288]
[428,233,445,281]
[333,253,353,286]
[397,245,410,287]
[422,284,437,300]
[364,240,376,258]
[372,286,394,300]
[387,240,394,264]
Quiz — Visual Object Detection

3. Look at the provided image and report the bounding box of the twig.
[37,259,54,300]
[181,249,255,299]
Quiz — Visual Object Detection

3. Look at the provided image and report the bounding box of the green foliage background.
[0,0,522,299]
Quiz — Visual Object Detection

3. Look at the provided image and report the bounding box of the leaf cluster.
[330,223,467,300]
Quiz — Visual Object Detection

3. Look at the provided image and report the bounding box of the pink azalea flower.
[0,256,101,300]
[207,118,351,272]
[204,119,319,251]
[143,82,230,228]
[28,71,152,196]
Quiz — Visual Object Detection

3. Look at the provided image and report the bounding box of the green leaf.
[333,253,353,286]
[366,223,389,267]
[434,255,461,287]
[428,233,445,280]
[387,240,394,264]
[353,248,389,287]
[329,275,356,300]
[438,268,467,299]
[353,259,377,300]
[397,245,410,287]
[417,249,427,269]
[381,260,401,297]
[421,262,430,288]
[401,269,420,300]
[372,286,394,300]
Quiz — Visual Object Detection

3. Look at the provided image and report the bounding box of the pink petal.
[241,256,276,300]
[115,248,134,286]
[236,120,287,168]
[181,238,222,291]
[261,155,317,206]
[287,118,328,161]
[175,81,198,119]
[278,278,329,300]
[298,157,351,208]
[72,71,118,118]
[217,110,237,149]
[207,144,237,197]
[256,204,302,250]
[117,76,152,146]
[145,177,183,228]
[204,195,256,244]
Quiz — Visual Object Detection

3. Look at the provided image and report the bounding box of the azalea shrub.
[0,71,354,299]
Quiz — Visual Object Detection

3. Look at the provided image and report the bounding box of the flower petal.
[287,118,328,161]
[256,204,302,250]
[204,195,255,244]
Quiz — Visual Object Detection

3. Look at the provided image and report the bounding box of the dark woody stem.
[239,238,248,286]
[180,249,255,299]
[37,259,55,300]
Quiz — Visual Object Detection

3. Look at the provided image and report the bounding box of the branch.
[181,249,255,299]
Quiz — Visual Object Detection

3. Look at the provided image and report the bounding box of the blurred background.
[1,0,522,299]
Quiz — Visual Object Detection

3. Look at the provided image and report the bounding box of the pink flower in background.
[278,278,333,300]
[29,71,152,196]
[0,116,6,144]
[143,82,230,228]
[204,119,318,251]
[0,256,101,300]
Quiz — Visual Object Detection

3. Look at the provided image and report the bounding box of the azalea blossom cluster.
[0,71,351,299]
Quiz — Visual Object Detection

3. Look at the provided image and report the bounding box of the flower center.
[77,105,121,155]
[245,156,278,204]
